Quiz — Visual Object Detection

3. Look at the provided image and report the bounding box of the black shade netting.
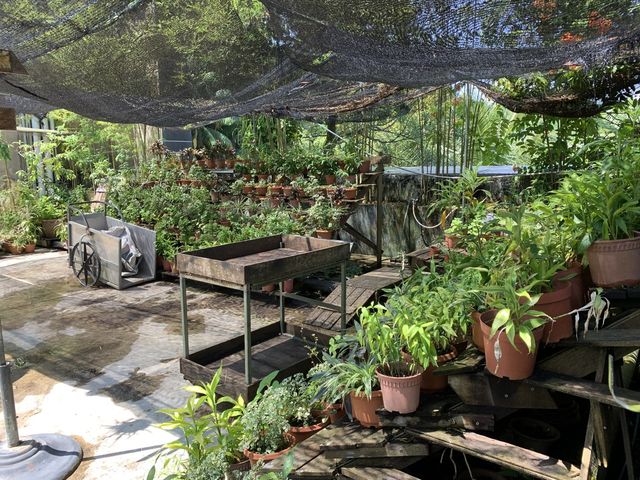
[1,0,639,126]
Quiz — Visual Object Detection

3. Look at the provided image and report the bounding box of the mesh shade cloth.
[0,0,639,125]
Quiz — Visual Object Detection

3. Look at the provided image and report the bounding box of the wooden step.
[526,370,640,409]
[304,267,403,331]
[407,429,580,480]
[341,467,420,480]
[559,329,640,347]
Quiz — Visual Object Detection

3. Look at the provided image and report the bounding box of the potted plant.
[307,196,346,239]
[307,362,345,424]
[480,270,552,380]
[313,326,383,427]
[230,179,246,196]
[278,374,329,443]
[254,179,268,196]
[156,367,249,477]
[240,373,296,465]
[360,303,423,414]
[33,195,65,239]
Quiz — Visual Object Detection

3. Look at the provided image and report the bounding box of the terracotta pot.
[288,418,329,444]
[225,159,236,169]
[270,197,281,208]
[161,257,173,273]
[420,347,457,393]
[270,185,283,196]
[242,185,254,195]
[324,174,337,185]
[322,403,345,424]
[283,186,293,197]
[537,282,573,344]
[255,186,268,196]
[553,262,586,310]
[242,174,253,181]
[205,158,215,169]
[480,310,543,380]
[377,367,423,414]
[359,159,371,173]
[349,390,383,428]
[444,235,460,249]
[2,242,24,255]
[261,283,276,293]
[41,218,63,239]
[289,198,300,208]
[176,179,192,186]
[23,243,36,254]
[283,278,295,293]
[343,187,357,200]
[315,229,334,240]
[257,174,269,181]
[228,458,251,473]
[218,219,232,227]
[346,175,357,184]
[210,191,221,203]
[586,237,640,287]
[509,417,561,455]
[244,434,295,466]
[471,311,485,352]
[214,158,226,169]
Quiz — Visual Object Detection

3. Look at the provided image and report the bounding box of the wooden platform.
[304,267,404,331]
[265,422,428,479]
[407,429,580,480]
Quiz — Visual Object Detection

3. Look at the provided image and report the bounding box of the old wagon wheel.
[71,240,101,287]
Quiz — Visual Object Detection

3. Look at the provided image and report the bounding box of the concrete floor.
[0,250,309,479]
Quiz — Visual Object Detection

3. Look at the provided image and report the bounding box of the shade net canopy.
[0,0,639,126]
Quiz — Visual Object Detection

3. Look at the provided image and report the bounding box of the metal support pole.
[340,262,347,332]
[279,281,285,335]
[375,160,384,268]
[179,276,189,358]
[0,320,19,447]
[244,284,252,385]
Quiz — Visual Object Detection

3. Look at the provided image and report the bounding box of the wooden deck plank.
[341,467,421,480]
[320,425,385,450]
[526,370,640,409]
[325,442,430,460]
[559,329,640,347]
[408,429,580,480]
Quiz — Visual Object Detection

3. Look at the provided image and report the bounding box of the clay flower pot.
[23,243,36,254]
[471,311,485,352]
[349,390,384,428]
[244,433,295,466]
[270,185,283,196]
[214,158,226,169]
[420,347,457,393]
[315,229,334,240]
[376,365,423,414]
[225,158,236,169]
[553,262,586,310]
[255,185,268,196]
[586,237,640,287]
[288,417,329,443]
[480,310,543,380]
[343,187,357,200]
[537,282,573,344]
[2,242,24,255]
[444,235,460,249]
[41,218,63,239]
[324,174,337,185]
[205,157,215,169]
[359,159,371,173]
[242,185,254,195]
[283,278,295,293]
[322,402,345,424]
[261,283,276,293]
[283,186,293,197]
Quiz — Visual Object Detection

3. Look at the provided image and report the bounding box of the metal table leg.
[279,281,285,335]
[179,276,189,358]
[244,283,252,385]
[340,262,347,332]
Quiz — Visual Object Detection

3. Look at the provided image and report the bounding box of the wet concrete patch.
[98,370,166,404]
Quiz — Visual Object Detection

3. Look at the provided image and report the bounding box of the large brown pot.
[41,218,63,239]
[315,229,334,240]
[586,237,640,287]
[349,390,383,428]
[480,310,543,380]
[288,418,329,444]
[244,434,295,466]
[471,311,485,352]
[2,242,24,255]
[421,347,457,393]
[23,243,36,254]
[343,187,357,200]
[553,262,586,310]
[536,282,573,344]
[376,366,423,414]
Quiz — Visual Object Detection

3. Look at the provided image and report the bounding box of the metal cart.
[67,201,156,289]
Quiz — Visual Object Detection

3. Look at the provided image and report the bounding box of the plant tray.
[176,234,350,287]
